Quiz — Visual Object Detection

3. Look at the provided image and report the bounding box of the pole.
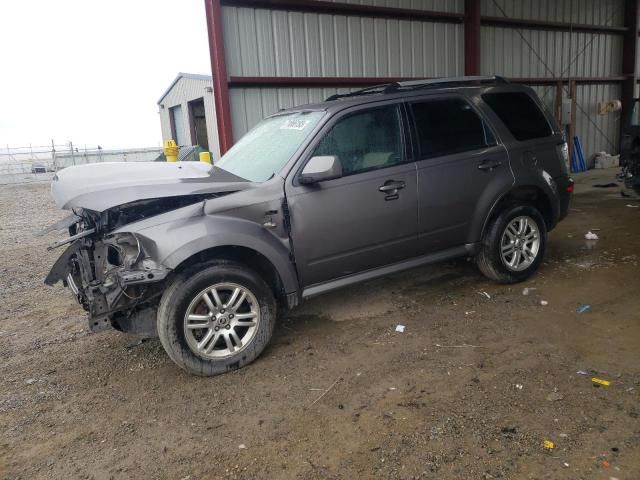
[51,139,56,171]
[205,0,234,154]
[568,80,577,171]
[464,0,481,76]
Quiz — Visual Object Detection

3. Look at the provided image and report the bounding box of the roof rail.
[325,76,509,101]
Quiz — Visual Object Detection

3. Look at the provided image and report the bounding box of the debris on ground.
[546,391,564,401]
[540,300,548,306]
[238,444,247,449]
[395,325,405,333]
[543,440,555,450]
[515,384,523,390]
[479,291,491,299]
[577,304,591,314]
[626,204,639,208]
[464,310,476,315]
[522,287,536,296]
[434,343,484,348]
[577,370,589,376]
[25,378,36,385]
[592,377,611,387]
[585,231,599,240]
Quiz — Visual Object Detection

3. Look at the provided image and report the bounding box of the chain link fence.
[0,143,163,185]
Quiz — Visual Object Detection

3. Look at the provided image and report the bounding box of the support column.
[205,0,234,155]
[464,0,481,76]
[621,0,639,144]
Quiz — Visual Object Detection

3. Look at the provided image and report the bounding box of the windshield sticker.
[280,119,310,130]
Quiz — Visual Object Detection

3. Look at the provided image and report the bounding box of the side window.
[482,92,552,141]
[410,98,494,159]
[312,105,403,175]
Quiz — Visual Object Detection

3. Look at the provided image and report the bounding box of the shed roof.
[157,72,212,104]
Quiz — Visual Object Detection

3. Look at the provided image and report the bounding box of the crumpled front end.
[45,210,171,334]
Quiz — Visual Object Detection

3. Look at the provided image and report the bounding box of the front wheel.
[476,205,547,284]
[157,260,276,376]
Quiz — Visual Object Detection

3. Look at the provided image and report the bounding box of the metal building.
[204,0,638,168]
[158,73,221,159]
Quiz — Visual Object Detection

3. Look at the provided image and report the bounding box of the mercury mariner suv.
[43,76,573,376]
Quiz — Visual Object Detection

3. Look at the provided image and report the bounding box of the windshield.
[216,111,325,182]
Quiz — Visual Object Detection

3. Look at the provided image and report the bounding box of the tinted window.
[410,98,494,158]
[313,105,403,175]
[482,92,552,141]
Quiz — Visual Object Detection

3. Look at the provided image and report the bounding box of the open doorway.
[188,98,209,151]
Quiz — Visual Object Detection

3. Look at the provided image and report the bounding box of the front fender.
[125,213,299,294]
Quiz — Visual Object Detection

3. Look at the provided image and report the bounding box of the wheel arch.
[172,245,291,305]
[480,185,558,242]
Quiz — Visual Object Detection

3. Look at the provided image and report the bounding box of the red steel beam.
[205,0,234,154]
[220,0,464,23]
[621,0,639,143]
[220,0,626,34]
[228,76,626,88]
[482,16,627,35]
[464,0,481,76]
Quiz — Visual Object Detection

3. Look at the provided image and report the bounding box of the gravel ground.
[0,171,639,479]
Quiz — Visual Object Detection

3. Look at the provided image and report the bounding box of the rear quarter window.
[482,92,552,141]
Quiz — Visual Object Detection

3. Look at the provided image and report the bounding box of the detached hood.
[51,161,249,211]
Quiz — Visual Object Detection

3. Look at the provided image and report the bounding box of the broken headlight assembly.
[100,232,167,287]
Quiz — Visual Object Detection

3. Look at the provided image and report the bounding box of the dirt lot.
[1,171,639,480]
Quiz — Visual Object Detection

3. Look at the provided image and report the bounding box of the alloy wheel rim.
[183,282,260,359]
[500,215,541,272]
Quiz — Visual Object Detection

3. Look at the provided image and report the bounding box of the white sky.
[0,0,211,149]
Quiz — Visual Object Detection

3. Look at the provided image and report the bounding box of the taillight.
[566,182,574,193]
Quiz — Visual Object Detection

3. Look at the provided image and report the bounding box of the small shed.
[158,73,220,159]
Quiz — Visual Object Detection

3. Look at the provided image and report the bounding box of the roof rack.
[325,76,509,101]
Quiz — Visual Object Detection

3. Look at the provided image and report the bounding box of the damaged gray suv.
[44,77,573,376]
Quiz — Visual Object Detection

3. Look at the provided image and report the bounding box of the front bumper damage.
[45,223,170,334]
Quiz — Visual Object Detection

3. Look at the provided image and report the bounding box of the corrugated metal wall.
[159,76,221,159]
[480,0,624,165]
[222,2,464,140]
[220,0,624,165]
[481,0,623,25]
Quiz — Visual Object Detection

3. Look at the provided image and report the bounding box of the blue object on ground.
[577,304,591,314]
[571,145,580,173]
[574,136,587,172]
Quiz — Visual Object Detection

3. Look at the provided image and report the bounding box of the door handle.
[477,159,502,171]
[378,180,406,193]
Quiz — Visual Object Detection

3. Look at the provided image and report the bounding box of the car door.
[408,94,513,253]
[285,102,419,288]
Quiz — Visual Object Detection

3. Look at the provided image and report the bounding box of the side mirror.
[299,156,343,184]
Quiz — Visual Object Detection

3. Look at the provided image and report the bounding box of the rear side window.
[482,92,552,141]
[410,98,495,159]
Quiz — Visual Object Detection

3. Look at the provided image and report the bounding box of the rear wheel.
[157,260,276,376]
[476,204,547,283]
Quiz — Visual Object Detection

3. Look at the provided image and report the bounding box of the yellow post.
[163,139,179,162]
[199,151,212,164]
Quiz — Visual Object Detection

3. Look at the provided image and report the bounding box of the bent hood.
[51,161,250,211]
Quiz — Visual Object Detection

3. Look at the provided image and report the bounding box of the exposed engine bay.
[44,194,220,335]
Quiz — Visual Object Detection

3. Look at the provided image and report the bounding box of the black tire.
[476,204,547,284]
[157,260,276,376]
